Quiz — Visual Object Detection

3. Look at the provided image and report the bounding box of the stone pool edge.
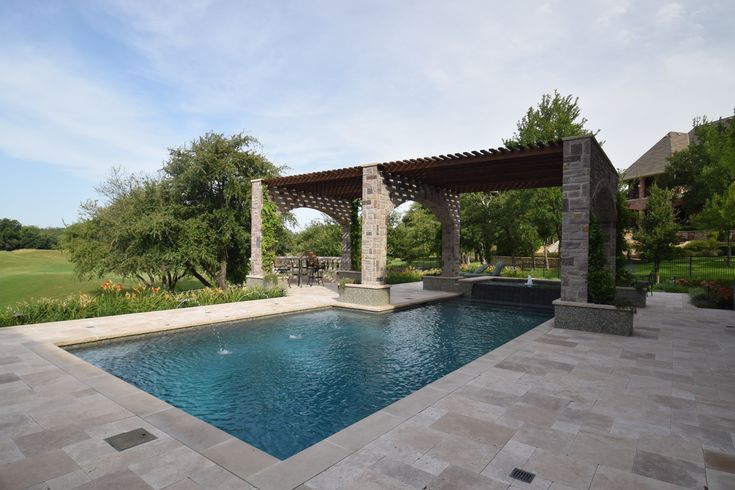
[5,285,552,489]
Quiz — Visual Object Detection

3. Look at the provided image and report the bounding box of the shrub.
[0,282,285,327]
[681,237,720,256]
[588,217,615,304]
[386,267,440,284]
[500,267,526,278]
[689,280,733,309]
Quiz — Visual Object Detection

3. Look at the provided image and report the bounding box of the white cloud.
[0,48,174,177]
[2,0,734,187]
[656,2,684,24]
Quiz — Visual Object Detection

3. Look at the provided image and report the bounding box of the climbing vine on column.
[350,198,361,270]
[261,187,280,272]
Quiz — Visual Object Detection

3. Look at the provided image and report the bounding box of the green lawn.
[627,257,735,283]
[0,249,200,308]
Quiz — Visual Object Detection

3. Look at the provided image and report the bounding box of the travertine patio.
[1,285,734,489]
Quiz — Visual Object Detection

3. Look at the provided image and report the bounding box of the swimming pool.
[68,299,551,459]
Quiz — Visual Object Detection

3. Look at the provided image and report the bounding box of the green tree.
[527,188,563,269]
[460,193,497,262]
[0,219,22,251]
[616,182,637,285]
[505,90,598,146]
[460,192,540,265]
[291,218,342,256]
[660,116,735,219]
[63,132,285,290]
[63,175,190,290]
[388,203,441,262]
[461,90,599,266]
[19,226,58,249]
[634,185,678,282]
[694,182,735,266]
[163,132,284,288]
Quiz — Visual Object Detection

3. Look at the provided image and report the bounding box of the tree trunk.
[189,268,213,288]
[215,259,228,289]
[543,244,549,270]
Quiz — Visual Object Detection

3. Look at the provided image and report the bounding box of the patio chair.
[306,252,324,287]
[489,260,505,276]
[472,263,490,274]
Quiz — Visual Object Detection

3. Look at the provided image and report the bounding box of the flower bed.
[688,279,734,309]
[0,280,285,327]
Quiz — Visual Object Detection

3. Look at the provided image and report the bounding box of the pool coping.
[4,285,552,489]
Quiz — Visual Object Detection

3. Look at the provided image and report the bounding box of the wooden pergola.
[249,136,618,307]
[263,140,564,199]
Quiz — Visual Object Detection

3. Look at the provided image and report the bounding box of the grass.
[0,249,200,308]
[627,256,735,282]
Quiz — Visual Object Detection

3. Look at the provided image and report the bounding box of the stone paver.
[0,290,734,489]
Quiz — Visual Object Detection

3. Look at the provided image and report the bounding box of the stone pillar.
[560,139,591,302]
[249,179,264,277]
[560,136,617,303]
[361,164,394,285]
[340,223,351,271]
[441,193,461,277]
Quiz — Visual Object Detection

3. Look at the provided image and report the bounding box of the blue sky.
[1,0,733,228]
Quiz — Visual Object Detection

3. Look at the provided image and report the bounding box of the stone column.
[249,179,264,277]
[361,164,394,284]
[441,193,461,277]
[340,223,351,271]
[560,136,617,303]
[560,139,592,302]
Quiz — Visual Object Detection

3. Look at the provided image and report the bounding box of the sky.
[1,0,733,229]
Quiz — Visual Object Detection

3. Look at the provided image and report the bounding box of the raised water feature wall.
[470,279,561,309]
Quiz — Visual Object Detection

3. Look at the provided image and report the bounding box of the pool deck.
[0,285,734,489]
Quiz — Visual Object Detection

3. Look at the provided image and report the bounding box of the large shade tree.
[63,132,285,289]
[163,133,284,288]
[460,90,598,266]
[660,116,735,219]
[388,203,441,262]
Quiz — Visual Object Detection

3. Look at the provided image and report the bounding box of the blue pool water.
[68,300,550,459]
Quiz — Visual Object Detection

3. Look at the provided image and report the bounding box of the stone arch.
[267,187,353,270]
[381,173,461,277]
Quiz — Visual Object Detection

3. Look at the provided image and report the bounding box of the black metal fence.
[405,255,735,283]
[625,256,735,282]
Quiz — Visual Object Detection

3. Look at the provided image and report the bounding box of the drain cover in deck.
[509,467,535,483]
[104,428,157,451]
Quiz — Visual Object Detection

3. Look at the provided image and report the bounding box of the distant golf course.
[0,250,124,307]
[0,249,200,308]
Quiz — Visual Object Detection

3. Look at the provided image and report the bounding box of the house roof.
[622,132,690,181]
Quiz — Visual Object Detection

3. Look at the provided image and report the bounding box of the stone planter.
[245,275,288,290]
[338,284,390,306]
[615,286,647,308]
[553,299,635,336]
[336,270,362,284]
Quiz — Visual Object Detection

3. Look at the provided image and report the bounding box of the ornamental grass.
[0,281,285,327]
